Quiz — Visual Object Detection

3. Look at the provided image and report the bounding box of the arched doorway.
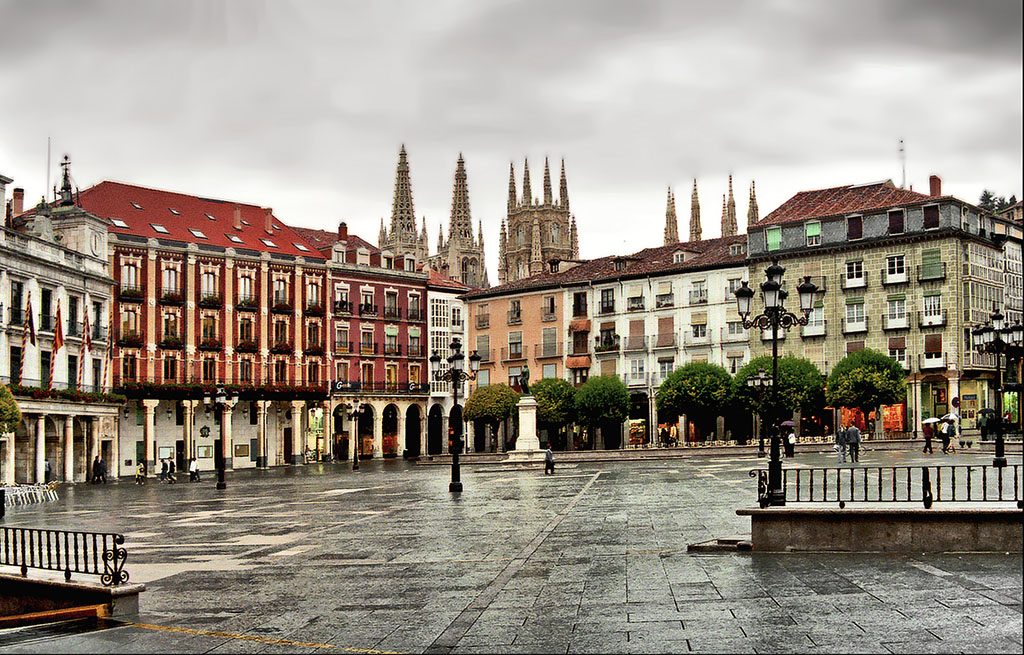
[405,405,421,458]
[449,404,463,454]
[473,420,487,453]
[427,404,444,455]
[358,405,375,459]
[332,405,349,460]
[382,404,399,458]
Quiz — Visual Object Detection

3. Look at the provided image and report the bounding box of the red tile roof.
[427,270,472,292]
[755,180,935,228]
[75,181,324,258]
[291,226,381,255]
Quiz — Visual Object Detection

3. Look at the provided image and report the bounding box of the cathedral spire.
[437,223,445,253]
[521,159,532,206]
[447,153,473,243]
[663,186,679,246]
[747,180,759,226]
[498,218,508,286]
[542,157,553,205]
[530,219,543,275]
[723,175,738,237]
[389,144,417,243]
[420,219,429,258]
[507,162,517,213]
[570,215,579,258]
[378,217,387,247]
[559,159,569,210]
[690,179,702,242]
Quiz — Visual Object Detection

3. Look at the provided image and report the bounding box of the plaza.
[1,449,1021,654]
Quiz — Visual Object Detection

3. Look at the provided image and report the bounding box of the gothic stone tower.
[430,154,489,288]
[499,157,576,284]
[379,144,429,263]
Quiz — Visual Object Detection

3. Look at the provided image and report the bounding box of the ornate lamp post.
[204,387,235,490]
[349,400,365,471]
[973,311,1024,468]
[430,338,481,493]
[746,368,773,458]
[734,260,821,506]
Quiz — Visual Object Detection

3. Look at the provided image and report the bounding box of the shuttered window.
[846,340,865,353]
[924,334,942,353]
[888,336,906,350]
[847,216,863,240]
[766,227,782,251]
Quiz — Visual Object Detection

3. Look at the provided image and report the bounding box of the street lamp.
[745,368,773,458]
[973,310,1024,468]
[205,387,234,490]
[734,262,821,506]
[430,338,481,493]
[348,400,364,471]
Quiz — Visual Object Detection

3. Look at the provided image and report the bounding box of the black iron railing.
[0,527,129,586]
[751,464,1023,509]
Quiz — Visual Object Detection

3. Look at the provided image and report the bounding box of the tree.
[656,362,733,436]
[0,384,22,434]
[826,349,905,420]
[735,355,824,426]
[574,376,629,442]
[463,384,520,436]
[979,190,1016,212]
[531,378,577,431]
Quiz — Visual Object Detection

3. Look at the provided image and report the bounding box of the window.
[189,229,208,239]
[508,299,522,323]
[847,215,863,240]
[163,313,178,339]
[727,355,745,374]
[335,362,349,382]
[307,281,321,308]
[385,332,398,354]
[162,267,179,294]
[543,295,556,316]
[805,221,821,246]
[110,218,129,228]
[201,315,217,340]
[201,271,218,298]
[923,205,940,229]
[508,366,522,388]
[293,243,309,252]
[888,210,905,234]
[658,360,674,379]
[846,302,865,322]
[691,324,707,339]
[121,353,137,382]
[169,208,180,215]
[600,289,614,313]
[924,334,943,360]
[845,261,864,287]
[385,291,399,317]
[261,239,278,248]
[630,358,645,380]
[727,278,742,294]
[163,355,177,381]
[409,333,421,356]
[508,331,523,358]
[729,243,746,256]
[888,337,907,368]
[727,321,745,335]
[886,255,905,279]
[807,306,825,327]
[202,357,216,382]
[151,224,169,234]
[542,364,557,379]
[408,294,421,318]
[336,326,350,351]
[238,275,254,302]
[923,294,942,317]
[572,368,589,386]
[689,281,707,304]
[673,252,685,264]
[121,262,138,288]
[451,306,462,328]
[476,369,490,387]
[239,360,252,383]
[274,359,288,384]
[205,213,217,221]
[274,320,288,344]
[887,298,906,319]
[239,318,253,342]
[476,335,490,360]
[541,327,558,357]
[307,361,319,385]
[361,291,374,308]
[274,279,288,305]
[572,292,588,317]
[766,227,782,251]
[121,308,138,335]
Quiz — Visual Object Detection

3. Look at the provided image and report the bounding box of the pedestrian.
[835,424,848,463]
[946,419,958,454]
[44,460,51,484]
[167,458,177,484]
[922,423,934,454]
[160,458,168,482]
[135,462,146,485]
[99,457,107,484]
[939,419,951,454]
[978,412,989,442]
[785,430,796,458]
[189,457,200,482]
[91,455,100,483]
[847,423,861,463]
[544,442,555,475]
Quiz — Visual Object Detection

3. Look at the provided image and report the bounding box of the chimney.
[338,221,348,240]
[264,208,274,234]
[12,188,24,216]
[929,175,942,197]
[233,206,242,230]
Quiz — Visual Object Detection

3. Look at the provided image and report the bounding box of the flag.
[24,291,36,347]
[49,300,64,389]
[78,312,92,390]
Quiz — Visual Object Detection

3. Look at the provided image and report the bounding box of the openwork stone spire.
[663,186,679,245]
[559,159,569,210]
[498,218,508,286]
[389,144,417,242]
[747,180,759,226]
[543,157,553,205]
[521,159,532,206]
[507,162,517,213]
[530,219,543,275]
[447,154,474,242]
[690,179,702,242]
[722,174,738,237]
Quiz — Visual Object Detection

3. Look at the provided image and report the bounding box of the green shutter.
[845,296,865,305]
[805,221,821,237]
[408,327,421,338]
[813,299,824,309]
[923,289,941,298]
[766,227,781,251]
[921,248,941,264]
[384,326,399,336]
[887,293,906,302]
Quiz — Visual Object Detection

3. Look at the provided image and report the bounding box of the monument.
[506,364,543,462]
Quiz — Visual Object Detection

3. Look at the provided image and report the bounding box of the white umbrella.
[941,413,958,421]
[922,417,941,424]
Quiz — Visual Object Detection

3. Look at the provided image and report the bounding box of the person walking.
[835,424,848,463]
[98,457,107,484]
[160,458,168,482]
[135,462,146,485]
[189,457,200,482]
[167,458,177,484]
[544,443,555,475]
[847,423,861,463]
[922,423,934,454]
[939,419,951,454]
[785,430,796,458]
[91,455,101,483]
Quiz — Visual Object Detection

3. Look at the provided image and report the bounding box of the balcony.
[92,324,108,341]
[568,340,590,356]
[118,285,144,302]
[594,336,620,353]
[359,342,378,355]
[919,310,947,328]
[688,290,708,305]
[199,338,223,351]
[384,343,402,356]
[534,343,564,359]
[507,310,522,325]
[475,314,490,329]
[478,348,493,363]
[384,306,402,320]
[622,372,649,388]
[235,295,258,312]
[272,299,293,314]
[160,289,184,306]
[67,321,82,337]
[882,269,908,285]
[117,331,143,348]
[407,344,424,357]
[883,314,909,331]
[451,319,464,332]
[598,302,615,315]
[918,263,947,282]
[407,307,424,321]
[199,294,223,309]
[333,300,352,315]
[652,333,678,349]
[159,335,184,350]
[334,340,353,354]
[572,304,588,317]
[541,310,557,322]
[304,344,325,356]
[305,303,325,317]
[655,294,674,309]
[623,335,648,352]
[271,341,292,354]
[843,316,869,334]
[841,274,867,290]
[359,304,379,317]
[802,321,827,338]
[687,330,711,346]
[627,297,645,312]
[8,306,24,326]
[920,352,947,370]
[964,351,998,369]
[235,339,258,353]
[500,346,526,362]
[39,315,54,332]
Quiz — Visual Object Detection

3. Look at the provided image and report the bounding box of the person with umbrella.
[977,408,996,442]
[921,417,940,454]
[781,420,797,458]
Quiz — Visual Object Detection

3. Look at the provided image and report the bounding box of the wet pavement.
[1,448,1021,654]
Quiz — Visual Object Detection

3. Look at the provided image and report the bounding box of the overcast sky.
[0,0,1020,276]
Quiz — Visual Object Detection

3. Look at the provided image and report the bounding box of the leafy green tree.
[531,378,577,431]
[735,355,824,425]
[0,384,22,434]
[979,189,996,211]
[826,349,906,420]
[463,384,520,436]
[574,376,629,442]
[656,362,733,435]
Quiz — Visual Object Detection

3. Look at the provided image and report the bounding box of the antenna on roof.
[898,139,906,189]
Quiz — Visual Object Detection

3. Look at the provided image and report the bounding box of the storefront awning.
[566,355,592,369]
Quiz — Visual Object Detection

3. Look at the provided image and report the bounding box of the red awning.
[566,355,592,369]
[569,318,591,332]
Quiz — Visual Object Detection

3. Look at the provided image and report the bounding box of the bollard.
[1,487,5,519]
[921,466,933,509]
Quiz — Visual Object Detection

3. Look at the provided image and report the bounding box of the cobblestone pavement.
[1,448,1021,654]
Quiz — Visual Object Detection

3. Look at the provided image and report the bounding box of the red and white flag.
[49,300,64,389]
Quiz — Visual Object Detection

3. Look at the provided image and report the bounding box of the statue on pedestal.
[520,363,531,396]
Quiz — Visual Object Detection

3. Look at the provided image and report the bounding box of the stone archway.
[332,404,350,460]
[405,405,422,458]
[427,404,444,455]
[382,404,399,458]
[358,404,375,459]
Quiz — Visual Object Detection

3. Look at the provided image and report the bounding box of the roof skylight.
[226,234,243,243]
[205,213,216,220]
[293,243,309,252]
[189,229,208,239]
[169,208,180,215]
[151,224,169,234]
[130,202,143,210]
[110,219,129,228]
[260,238,278,248]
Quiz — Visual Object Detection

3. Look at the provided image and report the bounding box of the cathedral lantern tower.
[500,156,575,283]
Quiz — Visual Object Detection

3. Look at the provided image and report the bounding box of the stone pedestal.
[505,396,544,463]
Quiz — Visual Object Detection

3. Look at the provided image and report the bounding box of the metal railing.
[533,343,563,358]
[752,464,1023,509]
[475,314,490,329]
[0,526,130,586]
[919,309,947,328]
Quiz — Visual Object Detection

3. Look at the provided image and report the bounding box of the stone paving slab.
[0,450,1020,653]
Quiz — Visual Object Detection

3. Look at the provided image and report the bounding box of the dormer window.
[261,238,278,248]
[805,221,821,246]
[614,259,627,272]
[169,208,181,215]
[672,251,685,264]
[151,224,169,234]
[226,234,243,243]
[189,229,208,239]
[729,243,746,256]
[110,219,129,229]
